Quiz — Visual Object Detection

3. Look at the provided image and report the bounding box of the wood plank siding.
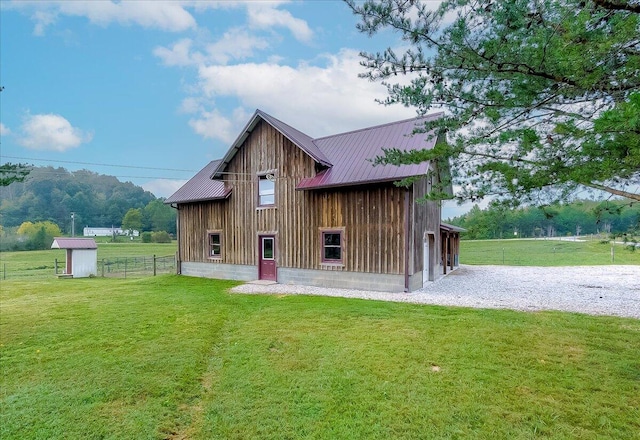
[411,164,442,274]
[177,120,409,275]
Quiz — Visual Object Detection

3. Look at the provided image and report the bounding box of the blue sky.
[1,0,466,217]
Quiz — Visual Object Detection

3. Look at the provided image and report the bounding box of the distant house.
[51,237,97,278]
[166,109,461,292]
[83,227,139,237]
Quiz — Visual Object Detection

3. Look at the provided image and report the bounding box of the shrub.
[141,232,152,243]
[151,231,172,243]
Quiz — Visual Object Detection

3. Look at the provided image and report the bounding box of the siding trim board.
[169,109,458,292]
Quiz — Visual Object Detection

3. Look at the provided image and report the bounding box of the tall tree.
[142,199,177,234]
[347,0,640,204]
[0,163,30,186]
[121,208,143,234]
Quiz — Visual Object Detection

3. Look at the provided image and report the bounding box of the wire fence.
[460,240,639,266]
[0,255,176,280]
[98,255,176,278]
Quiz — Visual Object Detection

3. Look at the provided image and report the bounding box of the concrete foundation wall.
[272,267,407,292]
[181,262,257,281]
[180,262,437,292]
[408,271,423,291]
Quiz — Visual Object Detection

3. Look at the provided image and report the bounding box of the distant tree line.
[0,166,177,250]
[448,200,639,240]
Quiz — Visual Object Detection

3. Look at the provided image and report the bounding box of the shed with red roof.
[51,237,97,278]
[165,110,460,292]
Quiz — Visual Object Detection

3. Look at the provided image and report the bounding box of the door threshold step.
[247,280,278,285]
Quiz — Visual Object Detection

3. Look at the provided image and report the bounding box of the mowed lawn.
[0,242,177,280]
[461,238,640,266]
[1,275,639,439]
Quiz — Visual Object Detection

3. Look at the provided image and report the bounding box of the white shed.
[51,237,98,278]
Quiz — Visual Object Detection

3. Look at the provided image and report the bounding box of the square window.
[208,232,222,259]
[258,175,275,206]
[322,231,343,263]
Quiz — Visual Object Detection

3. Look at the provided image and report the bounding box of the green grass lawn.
[0,242,177,280]
[461,238,640,266]
[1,275,639,439]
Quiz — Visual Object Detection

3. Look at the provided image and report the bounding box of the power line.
[1,155,196,172]
[23,170,189,181]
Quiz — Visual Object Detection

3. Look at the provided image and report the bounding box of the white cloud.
[193,49,415,138]
[247,3,313,42]
[8,1,197,35]
[0,123,10,136]
[154,29,269,67]
[141,179,188,199]
[179,97,204,115]
[18,114,93,151]
[32,9,57,36]
[154,38,200,67]
[8,0,314,40]
[188,107,250,144]
[205,28,269,65]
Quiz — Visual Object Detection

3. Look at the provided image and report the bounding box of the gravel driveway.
[231,265,640,319]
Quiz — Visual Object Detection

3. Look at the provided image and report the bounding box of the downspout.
[171,203,181,275]
[404,189,410,292]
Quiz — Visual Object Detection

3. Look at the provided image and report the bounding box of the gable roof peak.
[210,109,332,179]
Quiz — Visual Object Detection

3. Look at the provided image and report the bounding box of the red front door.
[258,235,277,281]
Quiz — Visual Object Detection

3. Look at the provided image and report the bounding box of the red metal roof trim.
[51,237,98,249]
[164,160,231,205]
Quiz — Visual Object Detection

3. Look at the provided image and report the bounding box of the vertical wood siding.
[411,164,441,274]
[178,120,410,275]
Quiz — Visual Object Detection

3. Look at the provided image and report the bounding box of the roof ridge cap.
[313,112,443,141]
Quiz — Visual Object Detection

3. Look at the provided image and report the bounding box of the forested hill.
[448,200,640,240]
[0,166,166,233]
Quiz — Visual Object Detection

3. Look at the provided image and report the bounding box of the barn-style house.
[166,110,460,292]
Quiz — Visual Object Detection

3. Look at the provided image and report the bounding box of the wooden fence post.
[153,255,157,276]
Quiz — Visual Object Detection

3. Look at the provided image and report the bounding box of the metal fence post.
[153,254,157,276]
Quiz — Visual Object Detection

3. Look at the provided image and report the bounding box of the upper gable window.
[258,174,275,206]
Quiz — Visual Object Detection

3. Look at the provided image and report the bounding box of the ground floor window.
[207,231,222,259]
[321,229,344,264]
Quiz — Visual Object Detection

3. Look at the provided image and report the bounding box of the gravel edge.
[230,265,640,319]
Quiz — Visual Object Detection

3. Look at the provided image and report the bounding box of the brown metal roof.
[51,237,97,249]
[167,110,446,205]
[440,222,466,233]
[297,113,443,190]
[164,160,231,204]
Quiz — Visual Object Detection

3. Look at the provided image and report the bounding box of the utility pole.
[71,212,75,237]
